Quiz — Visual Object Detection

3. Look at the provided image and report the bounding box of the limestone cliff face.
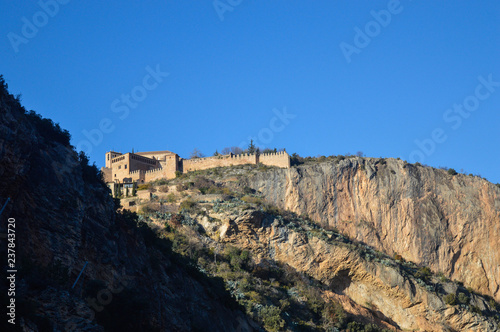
[211,209,498,331]
[248,158,500,301]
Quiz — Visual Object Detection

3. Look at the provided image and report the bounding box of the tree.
[247,139,256,154]
[125,187,129,197]
[448,168,458,176]
[356,151,365,157]
[230,146,243,154]
[114,183,122,198]
[213,150,220,156]
[190,148,204,159]
[221,146,243,155]
[132,182,137,196]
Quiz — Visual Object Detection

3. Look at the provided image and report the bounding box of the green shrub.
[415,266,432,281]
[322,301,346,329]
[158,185,169,193]
[243,186,255,194]
[488,298,499,310]
[444,293,456,305]
[176,183,187,192]
[437,272,449,283]
[167,193,176,203]
[141,204,157,214]
[137,183,150,191]
[179,198,197,212]
[448,168,458,176]
[258,305,285,331]
[241,195,263,205]
[224,246,250,270]
[470,305,482,314]
[457,292,470,304]
[175,171,183,178]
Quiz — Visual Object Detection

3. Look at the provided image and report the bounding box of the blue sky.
[1,1,499,183]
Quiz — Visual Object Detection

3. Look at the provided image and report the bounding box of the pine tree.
[132,182,137,196]
[248,139,256,154]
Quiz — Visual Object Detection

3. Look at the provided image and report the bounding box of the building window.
[125,165,127,169]
[118,165,121,169]
[114,174,116,177]
[107,155,109,160]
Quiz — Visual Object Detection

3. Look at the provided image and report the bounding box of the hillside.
[0,77,255,331]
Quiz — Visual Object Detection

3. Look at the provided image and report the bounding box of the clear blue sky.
[1,1,499,183]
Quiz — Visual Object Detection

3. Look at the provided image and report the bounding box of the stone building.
[101,149,290,185]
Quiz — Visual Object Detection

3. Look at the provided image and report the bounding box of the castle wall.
[144,168,176,182]
[258,151,290,168]
[129,170,145,183]
[182,153,258,173]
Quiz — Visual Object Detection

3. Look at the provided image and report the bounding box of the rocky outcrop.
[212,209,498,331]
[248,158,500,302]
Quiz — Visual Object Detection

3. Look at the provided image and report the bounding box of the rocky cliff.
[0,77,255,331]
[247,158,500,303]
[121,166,500,331]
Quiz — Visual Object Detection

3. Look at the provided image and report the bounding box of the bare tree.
[356,151,365,157]
[190,148,204,159]
[221,147,231,155]
[230,146,243,154]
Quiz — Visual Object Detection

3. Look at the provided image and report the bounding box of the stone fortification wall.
[182,153,258,172]
[259,151,290,168]
[129,170,145,183]
[144,168,176,182]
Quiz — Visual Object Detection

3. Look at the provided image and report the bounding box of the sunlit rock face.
[249,158,500,302]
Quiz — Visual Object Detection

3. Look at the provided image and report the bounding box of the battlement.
[145,168,164,174]
[104,148,289,184]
